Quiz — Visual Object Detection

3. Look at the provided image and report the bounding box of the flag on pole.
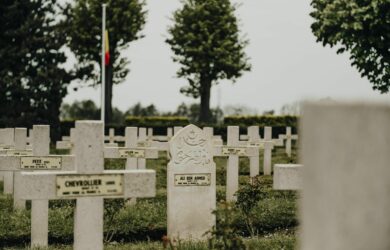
[104,30,110,66]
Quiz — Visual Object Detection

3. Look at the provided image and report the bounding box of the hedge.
[224,115,299,127]
[125,116,189,127]
[58,115,298,139]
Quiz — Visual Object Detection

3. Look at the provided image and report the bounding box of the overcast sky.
[63,0,389,114]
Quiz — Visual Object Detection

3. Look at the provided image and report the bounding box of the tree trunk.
[199,78,212,123]
[105,64,113,124]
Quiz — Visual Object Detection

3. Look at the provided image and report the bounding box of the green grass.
[0,145,299,249]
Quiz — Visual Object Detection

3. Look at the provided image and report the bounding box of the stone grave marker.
[150,127,173,142]
[0,128,16,194]
[105,128,117,146]
[3,125,75,246]
[203,127,223,146]
[263,126,274,175]
[238,126,262,177]
[167,124,216,240]
[279,127,298,157]
[213,126,258,201]
[16,121,156,250]
[300,102,390,250]
[137,127,148,169]
[104,127,158,169]
[56,128,76,154]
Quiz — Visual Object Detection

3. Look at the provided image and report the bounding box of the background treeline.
[59,100,298,139]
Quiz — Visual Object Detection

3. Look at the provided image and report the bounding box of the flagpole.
[101,4,106,125]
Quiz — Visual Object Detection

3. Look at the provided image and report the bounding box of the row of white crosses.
[239,126,276,175]
[0,125,75,247]
[0,128,33,195]
[12,121,156,249]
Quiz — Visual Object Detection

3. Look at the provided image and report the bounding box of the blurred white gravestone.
[279,127,298,157]
[16,121,156,250]
[167,124,216,240]
[263,127,274,175]
[300,102,390,250]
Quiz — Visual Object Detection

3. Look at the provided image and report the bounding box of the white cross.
[203,127,223,145]
[278,127,298,157]
[0,128,32,195]
[16,121,156,250]
[263,126,275,175]
[213,126,259,201]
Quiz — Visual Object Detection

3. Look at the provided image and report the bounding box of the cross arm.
[15,169,156,200]
[0,155,75,171]
[104,147,158,159]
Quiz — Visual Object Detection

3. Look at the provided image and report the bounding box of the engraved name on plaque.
[20,156,62,170]
[118,149,145,158]
[56,174,123,197]
[174,173,211,186]
[222,147,247,156]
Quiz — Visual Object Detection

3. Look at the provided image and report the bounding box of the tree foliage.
[311,0,390,92]
[166,0,250,122]
[61,100,124,124]
[0,0,73,134]
[67,0,147,122]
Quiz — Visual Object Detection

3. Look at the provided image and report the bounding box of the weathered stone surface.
[273,164,302,190]
[263,127,274,175]
[301,102,390,250]
[167,124,216,240]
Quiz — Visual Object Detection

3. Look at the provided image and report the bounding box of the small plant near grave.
[235,176,264,237]
[207,201,246,250]
[104,199,126,242]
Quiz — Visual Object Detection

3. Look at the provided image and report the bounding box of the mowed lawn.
[0,146,299,249]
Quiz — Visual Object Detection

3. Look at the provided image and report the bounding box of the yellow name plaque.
[174,174,211,186]
[118,149,145,158]
[222,147,247,156]
[21,156,62,170]
[249,142,264,149]
[56,174,123,198]
[137,141,151,147]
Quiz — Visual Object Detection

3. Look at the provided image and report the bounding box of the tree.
[61,100,100,120]
[61,100,125,124]
[67,0,147,123]
[125,102,159,117]
[311,0,390,92]
[0,0,73,137]
[166,0,251,122]
[172,102,223,124]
